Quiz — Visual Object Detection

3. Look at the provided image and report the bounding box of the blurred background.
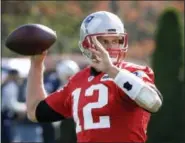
[1,1,184,143]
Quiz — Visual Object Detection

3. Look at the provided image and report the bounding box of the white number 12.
[72,84,110,133]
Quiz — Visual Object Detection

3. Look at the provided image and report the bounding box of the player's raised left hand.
[89,36,114,73]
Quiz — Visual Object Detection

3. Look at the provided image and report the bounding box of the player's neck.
[90,67,101,76]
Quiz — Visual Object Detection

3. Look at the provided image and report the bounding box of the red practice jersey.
[45,61,155,142]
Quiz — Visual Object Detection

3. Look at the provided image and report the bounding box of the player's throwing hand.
[31,51,48,66]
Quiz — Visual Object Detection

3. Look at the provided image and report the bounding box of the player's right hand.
[31,51,47,66]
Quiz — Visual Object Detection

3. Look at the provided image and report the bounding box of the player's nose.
[105,42,113,49]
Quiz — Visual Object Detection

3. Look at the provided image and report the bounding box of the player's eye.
[119,38,124,44]
[102,40,108,44]
[112,39,119,44]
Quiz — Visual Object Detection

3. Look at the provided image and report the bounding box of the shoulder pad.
[119,61,155,82]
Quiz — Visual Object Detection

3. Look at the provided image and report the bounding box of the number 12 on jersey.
[72,84,110,133]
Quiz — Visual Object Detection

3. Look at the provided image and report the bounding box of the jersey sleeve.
[44,83,72,118]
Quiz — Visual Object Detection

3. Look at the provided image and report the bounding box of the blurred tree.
[78,1,95,14]
[2,1,82,57]
[147,8,184,143]
[109,0,118,14]
[2,1,184,57]
[1,1,31,15]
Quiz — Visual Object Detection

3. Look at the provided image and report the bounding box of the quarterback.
[26,11,162,142]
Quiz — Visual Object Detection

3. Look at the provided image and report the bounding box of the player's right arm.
[26,53,47,122]
[26,53,70,122]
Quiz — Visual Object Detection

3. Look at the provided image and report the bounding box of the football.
[5,24,57,55]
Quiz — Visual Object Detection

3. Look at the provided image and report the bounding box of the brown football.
[5,24,57,55]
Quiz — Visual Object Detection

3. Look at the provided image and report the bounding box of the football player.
[26,11,163,142]
[56,60,80,85]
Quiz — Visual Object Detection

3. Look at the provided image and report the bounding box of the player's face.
[97,36,120,49]
[95,35,126,63]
